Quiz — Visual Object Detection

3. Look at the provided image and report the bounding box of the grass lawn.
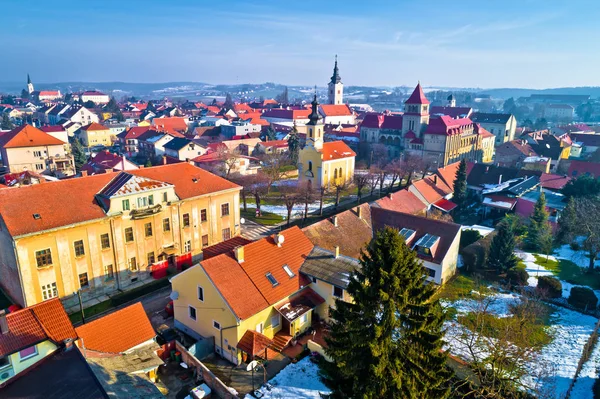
[437,274,492,302]
[241,207,285,226]
[533,254,600,290]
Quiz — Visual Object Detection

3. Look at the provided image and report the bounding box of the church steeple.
[306,89,323,150]
[307,92,322,126]
[330,55,341,85]
[27,73,34,94]
[327,55,343,105]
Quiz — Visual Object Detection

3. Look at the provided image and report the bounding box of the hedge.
[537,276,563,298]
[507,268,529,286]
[568,286,598,310]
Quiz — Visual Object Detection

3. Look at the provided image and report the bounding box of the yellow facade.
[138,120,151,127]
[0,187,240,311]
[481,135,495,163]
[309,278,352,322]
[81,127,114,147]
[0,340,58,384]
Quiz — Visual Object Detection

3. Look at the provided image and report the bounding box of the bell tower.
[327,55,343,105]
[306,92,324,150]
[27,73,34,94]
[402,82,430,137]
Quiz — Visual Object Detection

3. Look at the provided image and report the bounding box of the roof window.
[266,272,279,287]
[282,264,295,278]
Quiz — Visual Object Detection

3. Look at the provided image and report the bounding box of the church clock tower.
[27,73,34,94]
[327,55,343,105]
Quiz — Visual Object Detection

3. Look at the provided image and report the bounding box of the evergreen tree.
[525,191,552,252]
[488,221,519,272]
[70,138,88,172]
[452,159,468,216]
[322,227,451,399]
[557,197,577,244]
[262,124,277,141]
[1,114,14,130]
[287,125,300,164]
[223,93,234,110]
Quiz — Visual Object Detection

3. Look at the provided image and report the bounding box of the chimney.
[233,246,244,263]
[498,174,503,185]
[0,310,8,335]
[162,155,167,165]
[356,206,362,219]
[81,170,88,177]
[388,193,393,200]
[334,246,340,259]
[63,338,74,351]
[433,175,438,184]
[332,215,338,227]
[122,155,126,170]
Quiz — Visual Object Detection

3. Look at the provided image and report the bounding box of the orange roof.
[0,125,64,148]
[75,302,155,354]
[250,118,270,126]
[435,162,460,192]
[237,330,273,356]
[152,117,187,133]
[320,141,356,160]
[320,104,352,117]
[0,298,76,358]
[238,112,263,121]
[80,122,108,131]
[375,189,427,215]
[199,227,314,320]
[411,176,452,204]
[0,163,240,237]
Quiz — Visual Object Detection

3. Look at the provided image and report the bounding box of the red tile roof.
[0,298,76,358]
[0,163,240,237]
[435,162,460,192]
[425,116,473,135]
[320,104,352,117]
[540,173,571,190]
[375,190,427,215]
[199,227,314,320]
[433,198,457,212]
[411,176,452,204]
[320,141,356,160]
[237,330,273,357]
[260,139,288,148]
[262,109,311,120]
[80,122,109,131]
[405,83,430,105]
[118,126,150,140]
[568,160,600,178]
[75,302,155,354]
[0,125,64,148]
[39,125,66,133]
[202,236,252,260]
[152,117,188,136]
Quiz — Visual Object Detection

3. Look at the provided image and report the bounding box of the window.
[100,233,110,249]
[33,150,42,157]
[35,164,44,171]
[124,227,134,242]
[163,218,171,232]
[137,197,148,208]
[189,306,197,320]
[79,273,89,288]
[183,213,190,227]
[300,313,308,324]
[184,240,192,252]
[122,199,130,211]
[266,272,279,287]
[202,235,209,247]
[41,282,58,300]
[333,286,344,298]
[282,264,295,278]
[213,320,221,330]
[308,161,312,171]
[197,286,204,302]
[148,194,154,206]
[311,276,317,284]
[271,314,280,328]
[222,228,231,241]
[19,346,38,360]
[129,257,137,271]
[426,268,436,278]
[144,222,153,237]
[35,249,52,268]
[200,209,207,222]
[0,357,9,369]
[256,322,264,334]
[104,264,114,280]
[221,203,230,216]
[163,192,168,202]
[74,240,85,257]
[147,252,155,265]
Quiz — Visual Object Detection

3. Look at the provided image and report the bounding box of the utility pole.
[77,289,86,324]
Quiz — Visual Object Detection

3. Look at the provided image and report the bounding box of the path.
[241,219,278,241]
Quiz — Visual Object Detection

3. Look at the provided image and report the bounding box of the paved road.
[139,285,174,330]
[240,219,278,241]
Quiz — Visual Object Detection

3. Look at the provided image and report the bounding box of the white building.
[81,91,110,104]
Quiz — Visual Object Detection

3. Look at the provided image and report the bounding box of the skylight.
[266,272,279,287]
[415,234,440,256]
[399,228,416,241]
[282,264,295,278]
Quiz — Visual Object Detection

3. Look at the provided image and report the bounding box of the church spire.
[330,55,341,84]
[307,89,322,126]
[27,73,31,85]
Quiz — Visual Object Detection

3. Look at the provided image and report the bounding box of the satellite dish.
[240,217,245,224]
[246,360,258,371]
[169,291,179,300]
[277,234,285,245]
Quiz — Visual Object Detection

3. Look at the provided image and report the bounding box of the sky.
[1,0,599,89]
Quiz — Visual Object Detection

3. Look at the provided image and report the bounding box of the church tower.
[402,82,430,137]
[447,94,456,107]
[327,55,343,105]
[306,93,324,150]
[27,73,34,94]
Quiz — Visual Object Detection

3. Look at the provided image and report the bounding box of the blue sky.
[1,0,598,88]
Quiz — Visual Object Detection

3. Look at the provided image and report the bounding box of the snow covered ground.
[244,357,331,399]
[570,332,600,399]
[555,243,600,269]
[443,290,598,399]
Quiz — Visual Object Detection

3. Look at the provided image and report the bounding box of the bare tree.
[385,159,406,194]
[353,172,370,203]
[214,146,242,178]
[366,167,380,197]
[318,185,327,216]
[562,197,600,271]
[403,154,425,186]
[248,173,269,216]
[297,181,315,222]
[330,179,353,209]
[229,173,250,212]
[259,152,291,193]
[428,208,454,223]
[279,183,300,226]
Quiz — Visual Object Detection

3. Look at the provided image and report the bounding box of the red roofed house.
[0,298,77,384]
[319,104,355,125]
[0,163,241,313]
[298,96,356,187]
[420,115,482,166]
[37,90,62,102]
[116,126,151,156]
[79,122,114,147]
[171,226,326,364]
[152,117,189,136]
[257,139,289,154]
[0,124,75,177]
[81,91,110,104]
[81,150,139,175]
[568,160,600,178]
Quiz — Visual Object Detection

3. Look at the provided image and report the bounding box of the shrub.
[537,276,563,298]
[568,286,598,310]
[461,231,496,271]
[507,268,529,286]
[460,229,482,250]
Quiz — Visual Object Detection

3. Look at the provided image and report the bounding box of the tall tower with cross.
[328,55,343,105]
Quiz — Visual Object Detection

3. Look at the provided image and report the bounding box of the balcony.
[130,204,162,219]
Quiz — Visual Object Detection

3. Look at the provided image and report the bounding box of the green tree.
[488,221,518,272]
[562,175,600,198]
[83,100,96,109]
[503,97,516,113]
[20,89,30,99]
[557,197,577,244]
[322,227,451,399]
[525,191,553,252]
[1,114,14,130]
[452,159,468,217]
[287,125,300,164]
[70,138,88,172]
[262,124,277,141]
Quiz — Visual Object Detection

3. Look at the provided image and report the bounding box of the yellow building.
[79,122,114,147]
[480,126,496,163]
[0,163,241,313]
[0,298,77,384]
[298,95,356,187]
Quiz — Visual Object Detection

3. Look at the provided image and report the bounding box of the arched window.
[309,128,313,138]
[334,169,338,180]
[308,161,313,171]
[339,167,343,179]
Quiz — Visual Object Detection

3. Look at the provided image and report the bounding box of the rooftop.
[0,125,64,148]
[300,246,360,289]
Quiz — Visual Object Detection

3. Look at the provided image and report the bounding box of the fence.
[564,317,600,398]
[176,341,238,399]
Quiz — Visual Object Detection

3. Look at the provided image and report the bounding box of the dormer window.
[266,272,279,287]
[414,234,440,257]
[283,264,295,278]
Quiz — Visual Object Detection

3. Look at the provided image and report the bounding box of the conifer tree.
[525,190,552,252]
[322,227,451,399]
[452,159,468,217]
[557,197,577,244]
[488,220,519,272]
[70,138,88,172]
[287,125,300,165]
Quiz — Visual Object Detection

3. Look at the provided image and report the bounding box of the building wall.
[2,144,72,175]
[481,136,495,163]
[309,279,351,322]
[0,341,58,384]
[0,217,24,306]
[81,128,114,147]
[68,108,99,126]
[481,118,516,145]
[439,230,461,284]
[321,157,355,186]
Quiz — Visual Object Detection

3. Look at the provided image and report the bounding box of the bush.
[460,229,482,250]
[537,276,563,298]
[461,231,496,271]
[568,286,598,310]
[507,268,529,286]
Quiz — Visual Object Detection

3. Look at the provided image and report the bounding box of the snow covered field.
[570,332,600,399]
[443,291,598,399]
[244,357,331,399]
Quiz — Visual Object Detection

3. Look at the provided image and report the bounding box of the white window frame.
[256,322,264,334]
[41,282,58,300]
[300,313,308,324]
[271,314,280,328]
[188,305,197,321]
[282,264,295,278]
[197,285,204,302]
[213,320,221,330]
[333,285,344,299]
